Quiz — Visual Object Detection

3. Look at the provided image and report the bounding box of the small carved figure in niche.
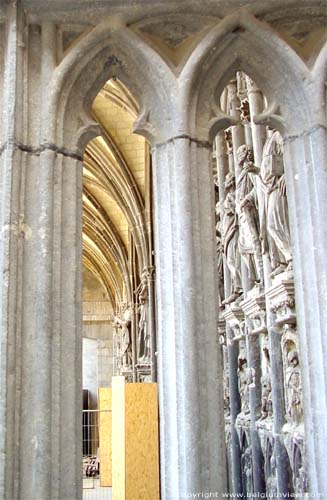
[261,346,273,418]
[221,173,242,304]
[285,349,303,424]
[215,204,225,306]
[236,144,263,286]
[238,354,250,414]
[113,326,122,374]
[241,445,253,494]
[259,129,292,276]
[261,373,273,419]
[224,128,234,155]
[295,466,308,495]
[265,442,278,496]
[293,445,308,494]
[223,370,230,416]
[238,100,250,125]
[114,305,132,369]
[136,270,151,364]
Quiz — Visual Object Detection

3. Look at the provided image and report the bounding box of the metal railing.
[82,409,111,491]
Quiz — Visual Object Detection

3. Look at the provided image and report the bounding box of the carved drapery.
[216,72,306,496]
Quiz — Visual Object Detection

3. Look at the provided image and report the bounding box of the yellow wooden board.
[111,376,160,500]
[125,383,160,500]
[98,388,112,487]
[112,377,126,500]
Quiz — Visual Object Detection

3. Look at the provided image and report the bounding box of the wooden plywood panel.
[112,376,126,500]
[98,388,112,487]
[125,383,160,500]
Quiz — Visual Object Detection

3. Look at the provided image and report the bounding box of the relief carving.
[222,173,243,304]
[258,129,292,276]
[114,305,132,370]
[136,270,151,365]
[236,144,263,287]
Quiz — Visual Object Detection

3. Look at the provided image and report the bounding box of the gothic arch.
[180,12,315,139]
[179,12,327,494]
[42,19,175,147]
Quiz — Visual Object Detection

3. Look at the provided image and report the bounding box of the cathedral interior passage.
[0,1,326,499]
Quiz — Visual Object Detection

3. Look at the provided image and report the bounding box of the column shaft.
[152,137,227,499]
[283,127,327,495]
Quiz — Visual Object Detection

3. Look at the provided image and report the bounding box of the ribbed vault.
[82,79,149,311]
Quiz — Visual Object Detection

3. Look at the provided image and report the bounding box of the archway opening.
[81,78,155,494]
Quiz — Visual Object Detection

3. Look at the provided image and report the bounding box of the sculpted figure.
[136,270,150,364]
[215,204,225,306]
[222,173,242,303]
[242,446,253,494]
[285,349,303,424]
[236,145,263,286]
[223,370,230,416]
[266,447,278,496]
[259,129,292,275]
[261,372,273,419]
[238,355,250,414]
[114,305,132,369]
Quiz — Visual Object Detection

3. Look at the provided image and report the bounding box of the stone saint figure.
[285,349,303,424]
[238,355,250,414]
[215,203,225,306]
[222,173,242,303]
[259,129,292,275]
[114,306,132,369]
[236,144,263,285]
[242,446,253,494]
[261,372,273,419]
[136,270,150,364]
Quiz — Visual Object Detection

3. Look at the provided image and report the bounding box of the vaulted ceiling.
[82,79,149,309]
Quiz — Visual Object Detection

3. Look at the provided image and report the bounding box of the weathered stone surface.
[0,1,326,499]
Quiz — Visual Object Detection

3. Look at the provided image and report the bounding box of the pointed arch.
[43,19,175,146]
[179,12,316,139]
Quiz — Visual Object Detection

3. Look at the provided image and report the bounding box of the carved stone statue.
[112,325,122,374]
[215,203,225,306]
[114,305,132,369]
[285,349,303,424]
[259,129,292,276]
[222,173,242,303]
[136,270,151,364]
[261,372,273,419]
[238,354,250,414]
[261,346,273,418]
[236,144,263,286]
[223,370,230,416]
[294,466,308,495]
[265,445,278,496]
[242,445,253,494]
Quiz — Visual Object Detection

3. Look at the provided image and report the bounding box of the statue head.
[287,349,299,367]
[224,172,235,190]
[238,356,247,370]
[141,269,148,284]
[237,144,254,167]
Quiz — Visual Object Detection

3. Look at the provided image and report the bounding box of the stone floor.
[83,478,112,500]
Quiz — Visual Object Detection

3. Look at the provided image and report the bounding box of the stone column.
[226,325,243,494]
[0,3,24,498]
[267,326,293,494]
[283,125,327,496]
[152,137,227,499]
